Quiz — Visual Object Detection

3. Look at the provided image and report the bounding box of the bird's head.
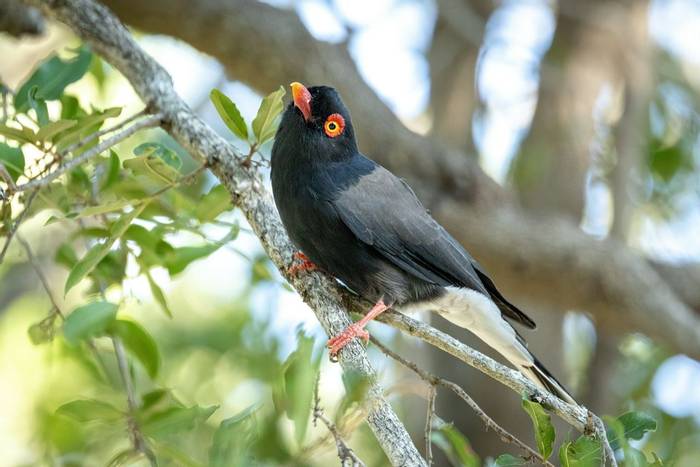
[274,83,358,162]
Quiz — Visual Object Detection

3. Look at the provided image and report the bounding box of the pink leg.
[327,299,389,358]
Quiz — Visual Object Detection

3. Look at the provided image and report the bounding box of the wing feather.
[328,160,536,329]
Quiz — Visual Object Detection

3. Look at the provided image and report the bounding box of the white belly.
[397,287,533,367]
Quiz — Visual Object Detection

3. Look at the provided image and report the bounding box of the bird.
[271,82,576,405]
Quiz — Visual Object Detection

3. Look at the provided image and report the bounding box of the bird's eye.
[324,113,345,138]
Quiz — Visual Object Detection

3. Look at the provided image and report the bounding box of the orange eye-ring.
[324,113,345,138]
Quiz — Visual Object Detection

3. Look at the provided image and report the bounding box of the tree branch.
[370,337,554,467]
[25,0,425,464]
[14,112,162,192]
[96,0,700,358]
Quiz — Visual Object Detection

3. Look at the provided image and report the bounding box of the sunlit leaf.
[36,119,78,142]
[64,204,146,293]
[56,399,123,422]
[54,107,122,151]
[522,397,555,459]
[195,184,232,223]
[124,154,181,185]
[493,453,527,466]
[283,330,321,445]
[605,411,657,450]
[559,436,602,467]
[252,86,285,145]
[0,142,25,181]
[0,124,34,144]
[101,150,121,190]
[109,319,161,379]
[15,47,92,111]
[145,270,173,318]
[209,403,260,467]
[27,86,49,126]
[617,411,657,441]
[165,244,220,275]
[210,89,248,141]
[431,419,480,467]
[142,405,218,439]
[28,314,59,345]
[63,301,118,345]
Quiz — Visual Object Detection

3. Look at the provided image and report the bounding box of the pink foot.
[327,323,370,358]
[288,252,318,276]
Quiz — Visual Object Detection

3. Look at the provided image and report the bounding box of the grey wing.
[331,165,486,293]
[331,164,536,328]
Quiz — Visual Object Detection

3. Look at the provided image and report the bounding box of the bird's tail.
[520,354,577,405]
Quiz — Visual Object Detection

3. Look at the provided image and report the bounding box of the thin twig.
[14,113,162,193]
[113,336,157,466]
[313,376,365,467]
[0,187,38,264]
[371,337,555,467]
[62,109,147,155]
[424,384,436,466]
[16,233,64,318]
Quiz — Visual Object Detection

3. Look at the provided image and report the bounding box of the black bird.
[271,82,575,404]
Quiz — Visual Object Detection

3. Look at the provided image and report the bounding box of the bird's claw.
[287,252,318,276]
[327,323,370,360]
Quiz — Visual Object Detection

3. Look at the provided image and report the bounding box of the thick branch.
[26,0,424,464]
[97,0,700,357]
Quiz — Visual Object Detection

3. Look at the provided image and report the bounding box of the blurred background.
[1,0,700,465]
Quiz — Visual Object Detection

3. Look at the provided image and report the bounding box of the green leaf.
[431,420,480,467]
[283,330,322,445]
[55,242,78,269]
[56,399,122,422]
[36,119,78,142]
[605,411,657,451]
[28,314,59,345]
[54,107,122,151]
[109,319,161,379]
[494,454,527,466]
[164,242,224,276]
[64,204,146,293]
[209,403,260,467]
[0,143,25,181]
[142,405,218,439]
[101,150,121,189]
[617,411,657,441]
[521,397,555,459]
[47,199,138,224]
[27,86,49,126]
[124,154,181,185]
[559,436,602,467]
[0,124,34,144]
[145,270,173,318]
[63,301,118,345]
[195,184,232,223]
[134,142,182,170]
[15,47,92,111]
[210,89,248,141]
[252,86,285,145]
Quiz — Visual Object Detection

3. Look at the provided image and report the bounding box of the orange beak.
[290,82,312,122]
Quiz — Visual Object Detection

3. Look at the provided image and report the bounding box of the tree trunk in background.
[428,0,490,154]
[431,0,651,460]
[511,0,627,219]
